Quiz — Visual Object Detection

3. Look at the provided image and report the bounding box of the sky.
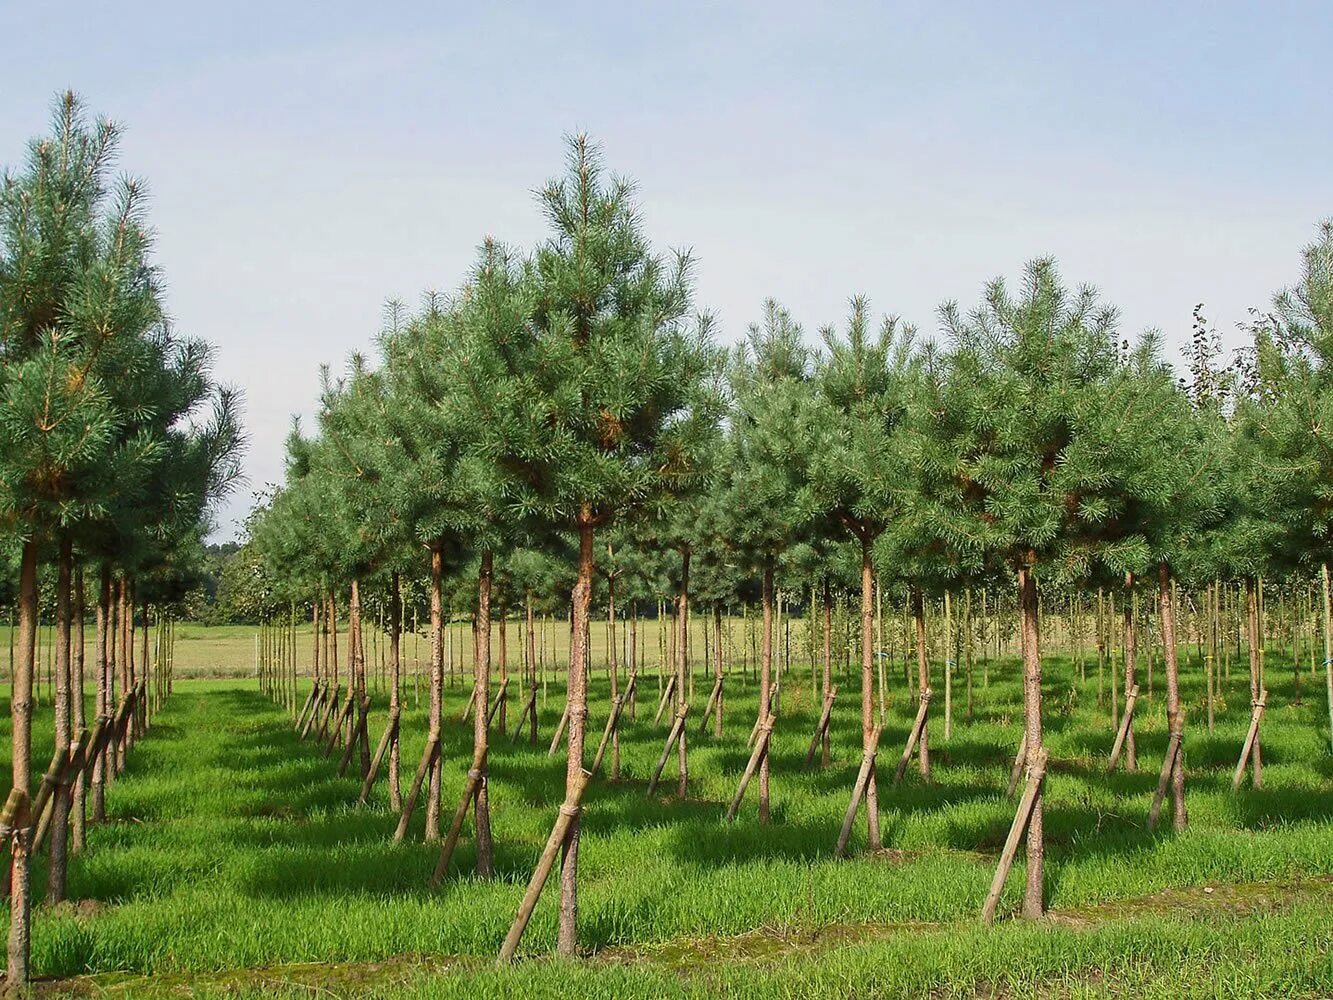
[3,2,1331,541]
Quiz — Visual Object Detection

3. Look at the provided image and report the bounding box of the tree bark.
[92,565,111,822]
[1158,563,1187,830]
[860,540,880,847]
[558,514,595,956]
[1122,571,1138,771]
[48,538,73,902]
[607,567,620,780]
[713,603,724,738]
[426,548,444,840]
[822,577,832,767]
[1018,562,1044,918]
[389,572,403,811]
[72,564,87,852]
[1245,577,1262,785]
[759,562,774,823]
[912,587,931,781]
[475,549,495,876]
[8,537,39,990]
[676,546,690,798]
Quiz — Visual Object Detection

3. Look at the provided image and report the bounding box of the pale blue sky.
[3,2,1330,539]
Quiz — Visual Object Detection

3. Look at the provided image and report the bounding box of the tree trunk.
[9,537,39,989]
[912,587,931,781]
[92,565,111,821]
[389,572,403,811]
[1017,562,1044,918]
[474,549,495,876]
[713,602,724,738]
[860,539,880,847]
[72,564,87,853]
[558,514,595,956]
[759,562,774,823]
[1122,572,1138,771]
[48,538,73,902]
[526,592,538,743]
[1158,562,1187,831]
[676,546,690,798]
[426,548,444,840]
[607,568,620,781]
[822,577,833,767]
[1245,577,1262,784]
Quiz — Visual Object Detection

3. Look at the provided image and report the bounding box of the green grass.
[7,639,1333,997]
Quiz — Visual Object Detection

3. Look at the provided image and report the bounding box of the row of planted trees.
[245,131,1333,960]
[0,95,242,992]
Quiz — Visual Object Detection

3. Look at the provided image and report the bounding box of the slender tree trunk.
[389,572,403,811]
[475,549,495,876]
[676,546,690,798]
[1158,562,1187,831]
[1245,577,1262,784]
[92,565,111,821]
[426,548,444,840]
[860,539,880,847]
[72,564,87,853]
[607,568,620,780]
[48,538,73,902]
[713,602,724,737]
[8,538,39,990]
[558,514,595,956]
[526,592,538,743]
[822,577,832,767]
[759,562,774,823]
[1018,561,1044,918]
[1122,572,1138,771]
[912,587,931,781]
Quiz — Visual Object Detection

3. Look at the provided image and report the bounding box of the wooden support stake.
[1005,733,1028,797]
[834,725,883,858]
[338,696,371,777]
[590,671,637,778]
[393,735,441,843]
[1106,684,1140,772]
[359,707,401,805]
[893,689,932,785]
[697,677,723,735]
[430,745,488,887]
[497,769,591,964]
[748,681,780,749]
[295,683,319,733]
[726,715,774,821]
[485,677,510,729]
[510,687,539,743]
[653,675,678,725]
[323,693,354,757]
[646,706,689,796]
[1231,691,1267,791]
[1147,731,1182,832]
[981,747,1049,924]
[803,686,839,768]
[32,727,91,851]
[547,706,570,756]
[460,684,479,723]
[300,683,327,740]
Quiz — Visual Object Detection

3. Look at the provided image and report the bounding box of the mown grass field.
[5,628,1332,997]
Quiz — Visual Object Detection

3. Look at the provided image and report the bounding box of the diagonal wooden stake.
[653,675,678,725]
[1005,733,1028,797]
[590,670,637,778]
[893,689,932,785]
[485,677,510,730]
[726,715,775,822]
[804,686,839,768]
[359,707,401,805]
[1106,685,1140,772]
[835,725,883,858]
[510,687,539,743]
[547,706,570,756]
[497,769,591,964]
[647,706,689,796]
[430,744,488,887]
[1231,690,1267,791]
[748,682,781,749]
[697,677,724,735]
[393,734,441,844]
[982,747,1048,924]
[1147,731,1182,832]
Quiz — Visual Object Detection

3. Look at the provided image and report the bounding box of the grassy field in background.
[1,632,1330,997]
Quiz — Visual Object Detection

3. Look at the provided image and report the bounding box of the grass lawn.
[5,635,1332,997]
